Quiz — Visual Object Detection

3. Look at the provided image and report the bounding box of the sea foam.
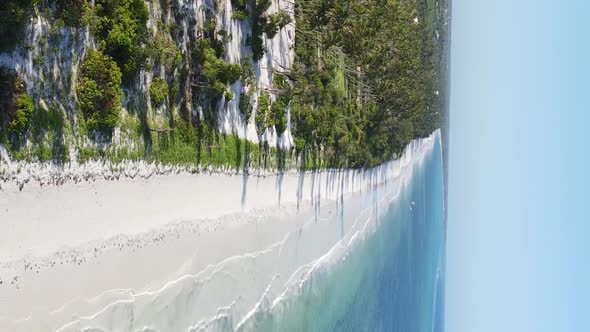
[0,131,441,332]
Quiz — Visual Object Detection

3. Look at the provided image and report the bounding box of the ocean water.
[1,133,442,332]
[239,135,445,332]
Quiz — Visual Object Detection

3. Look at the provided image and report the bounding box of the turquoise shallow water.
[240,135,445,332]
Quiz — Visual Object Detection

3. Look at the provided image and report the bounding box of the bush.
[94,0,149,82]
[251,0,272,61]
[0,68,34,136]
[0,0,36,51]
[271,98,288,135]
[193,39,242,100]
[29,106,69,162]
[57,0,89,27]
[239,92,253,122]
[36,144,52,162]
[232,10,248,21]
[148,34,180,69]
[224,90,234,101]
[255,92,270,135]
[230,0,248,20]
[8,94,34,134]
[76,49,123,131]
[197,40,241,84]
[149,77,168,106]
[250,5,291,59]
[264,10,291,38]
[219,63,242,84]
[275,10,292,28]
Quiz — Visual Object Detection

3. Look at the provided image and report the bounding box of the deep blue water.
[241,135,445,332]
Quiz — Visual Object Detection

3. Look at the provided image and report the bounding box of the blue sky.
[446,0,590,331]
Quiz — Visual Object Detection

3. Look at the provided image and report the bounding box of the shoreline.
[0,136,438,192]
[0,130,440,331]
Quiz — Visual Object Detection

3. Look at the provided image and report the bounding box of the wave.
[0,131,441,332]
[53,189,395,332]
[237,130,444,332]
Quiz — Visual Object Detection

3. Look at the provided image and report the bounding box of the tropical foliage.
[0,0,447,170]
[93,0,149,82]
[150,77,169,106]
[286,0,444,167]
[191,36,242,124]
[9,94,35,135]
[0,68,34,136]
[56,0,89,27]
[249,0,291,60]
[76,49,123,131]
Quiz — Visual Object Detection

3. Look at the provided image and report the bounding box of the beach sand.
[0,131,438,331]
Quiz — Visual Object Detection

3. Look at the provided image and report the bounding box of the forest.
[289,0,446,167]
[0,0,448,170]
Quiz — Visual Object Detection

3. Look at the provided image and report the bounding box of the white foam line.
[184,203,373,330]
[265,155,422,316]
[234,274,280,330]
[1,130,441,331]
[0,235,290,330]
[188,299,238,332]
[54,235,291,331]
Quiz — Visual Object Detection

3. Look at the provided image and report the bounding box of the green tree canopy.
[94,0,149,82]
[0,0,36,51]
[76,49,123,131]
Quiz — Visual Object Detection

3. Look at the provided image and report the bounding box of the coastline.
[0,130,440,331]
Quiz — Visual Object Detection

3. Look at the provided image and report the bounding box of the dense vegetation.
[0,68,33,136]
[76,49,123,131]
[9,94,35,135]
[188,31,243,129]
[286,0,444,168]
[1,67,69,162]
[56,0,89,27]
[150,77,169,106]
[249,0,291,60]
[0,0,37,51]
[0,0,447,170]
[193,39,242,99]
[93,0,149,82]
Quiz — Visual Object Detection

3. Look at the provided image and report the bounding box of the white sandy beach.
[0,131,439,332]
